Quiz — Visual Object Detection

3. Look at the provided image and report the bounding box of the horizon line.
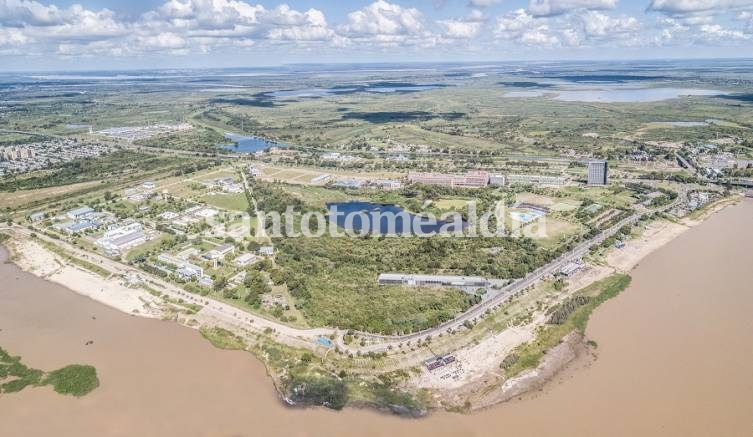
[3,56,753,75]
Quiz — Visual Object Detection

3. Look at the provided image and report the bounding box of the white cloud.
[438,9,486,39]
[343,1,425,36]
[528,0,618,17]
[0,27,29,46]
[579,10,639,37]
[494,9,561,46]
[469,0,500,7]
[438,19,483,38]
[648,0,753,15]
[699,23,750,39]
[0,0,751,64]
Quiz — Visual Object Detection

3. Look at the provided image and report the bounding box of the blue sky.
[2,0,753,71]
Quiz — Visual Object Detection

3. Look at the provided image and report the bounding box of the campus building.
[378,273,489,288]
[506,174,567,187]
[66,206,95,220]
[95,223,147,253]
[587,160,609,186]
[157,254,204,279]
[407,171,490,188]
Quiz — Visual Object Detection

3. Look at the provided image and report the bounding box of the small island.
[0,347,99,397]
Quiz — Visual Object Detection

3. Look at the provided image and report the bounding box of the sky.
[2,0,753,71]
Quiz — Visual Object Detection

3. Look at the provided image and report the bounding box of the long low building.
[96,223,147,253]
[378,273,489,288]
[408,171,489,188]
[157,254,204,279]
[506,174,567,187]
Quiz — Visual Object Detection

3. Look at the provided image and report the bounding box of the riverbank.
[405,197,740,411]
[7,238,164,319]
[2,199,751,436]
[1,197,740,416]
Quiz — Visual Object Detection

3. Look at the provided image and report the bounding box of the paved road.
[1,193,684,354]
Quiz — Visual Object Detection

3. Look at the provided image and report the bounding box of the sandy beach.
[9,239,164,318]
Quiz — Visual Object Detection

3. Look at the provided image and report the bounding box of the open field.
[0,181,102,207]
[201,193,250,212]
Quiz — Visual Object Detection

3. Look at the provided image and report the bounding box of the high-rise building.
[587,160,609,186]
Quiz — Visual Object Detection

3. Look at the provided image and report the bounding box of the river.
[1,200,751,436]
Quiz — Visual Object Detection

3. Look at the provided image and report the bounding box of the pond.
[222,133,289,153]
[267,84,444,99]
[326,201,466,236]
[652,121,709,127]
[553,87,726,103]
[503,90,546,98]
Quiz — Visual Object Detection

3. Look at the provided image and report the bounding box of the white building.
[234,252,258,267]
[372,179,402,191]
[95,223,147,253]
[378,273,489,288]
[248,166,262,177]
[506,174,567,187]
[489,174,506,186]
[66,206,94,220]
[158,254,204,279]
[194,208,219,219]
[159,211,179,221]
[587,160,609,186]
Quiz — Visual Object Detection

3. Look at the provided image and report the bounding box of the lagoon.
[326,201,466,235]
[222,132,288,153]
[553,87,725,103]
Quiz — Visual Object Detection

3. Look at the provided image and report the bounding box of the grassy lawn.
[535,217,583,249]
[278,185,354,208]
[434,198,471,210]
[125,234,170,262]
[201,192,251,212]
[562,186,637,209]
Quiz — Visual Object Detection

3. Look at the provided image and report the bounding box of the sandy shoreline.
[8,239,164,319]
[2,197,739,414]
[408,198,740,410]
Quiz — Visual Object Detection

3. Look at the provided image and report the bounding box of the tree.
[214,276,228,292]
[223,287,239,299]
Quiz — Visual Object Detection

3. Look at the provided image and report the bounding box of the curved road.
[2,193,683,354]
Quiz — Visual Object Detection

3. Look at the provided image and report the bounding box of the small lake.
[326,201,466,235]
[553,87,726,103]
[269,88,357,98]
[268,84,444,99]
[653,121,709,127]
[503,91,546,98]
[222,133,289,153]
[366,85,443,93]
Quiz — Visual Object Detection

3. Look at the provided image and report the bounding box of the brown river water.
[1,200,752,437]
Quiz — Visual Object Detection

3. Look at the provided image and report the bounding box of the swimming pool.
[510,210,545,224]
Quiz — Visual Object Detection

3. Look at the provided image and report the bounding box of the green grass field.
[201,193,251,212]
